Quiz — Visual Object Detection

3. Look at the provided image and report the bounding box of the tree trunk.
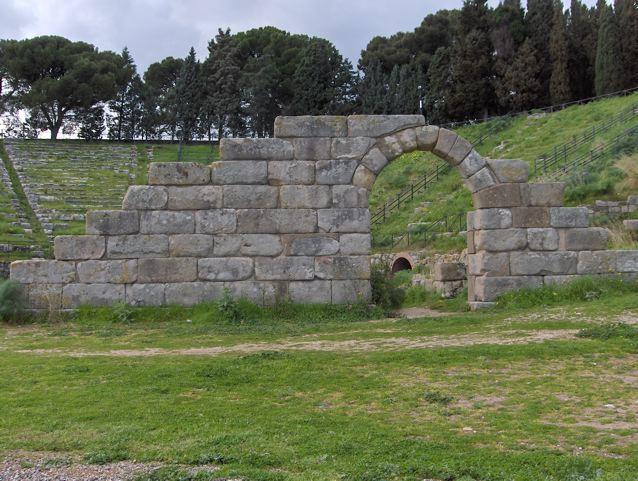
[50,125,60,140]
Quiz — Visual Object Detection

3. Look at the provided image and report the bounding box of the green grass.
[2,290,638,480]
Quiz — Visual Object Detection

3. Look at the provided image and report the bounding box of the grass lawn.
[1,291,638,480]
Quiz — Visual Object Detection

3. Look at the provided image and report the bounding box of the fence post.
[411,184,414,201]
[397,192,401,211]
[383,204,386,223]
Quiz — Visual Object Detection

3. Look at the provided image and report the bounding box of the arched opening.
[391,256,413,273]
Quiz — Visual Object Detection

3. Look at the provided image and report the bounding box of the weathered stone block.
[236,209,317,233]
[283,235,339,256]
[226,281,283,306]
[474,228,527,251]
[544,275,581,286]
[352,165,376,190]
[138,258,197,283]
[347,115,425,137]
[28,284,63,310]
[376,135,403,160]
[140,210,195,234]
[77,260,137,283]
[433,262,466,281]
[316,158,358,184]
[332,186,369,208]
[195,210,237,234]
[360,147,388,174]
[268,161,315,185]
[577,251,617,274]
[628,195,638,205]
[318,208,370,233]
[467,208,512,230]
[415,125,439,150]
[331,137,374,159]
[54,235,105,260]
[624,219,638,231]
[474,276,542,302]
[510,251,577,275]
[223,185,278,208]
[396,128,418,152]
[238,234,284,256]
[432,128,457,159]
[289,138,331,160]
[148,162,210,185]
[487,159,529,183]
[280,185,331,208]
[472,184,523,208]
[86,210,139,235]
[107,235,169,259]
[457,150,486,178]
[522,183,565,207]
[289,280,332,304]
[274,116,347,138]
[511,207,550,228]
[167,186,222,210]
[315,256,370,280]
[559,227,609,251]
[169,234,215,257]
[126,284,165,306]
[198,257,254,281]
[467,230,476,254]
[123,186,168,210]
[11,260,76,284]
[549,207,589,228]
[62,284,125,308]
[446,136,473,165]
[616,251,638,272]
[220,138,293,160]
[467,251,510,276]
[465,166,497,193]
[210,161,267,185]
[331,280,372,303]
[164,282,225,306]
[339,233,372,255]
[527,228,559,251]
[255,256,314,280]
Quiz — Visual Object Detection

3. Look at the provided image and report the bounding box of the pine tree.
[550,0,572,103]
[526,0,555,104]
[615,0,638,88]
[108,47,139,140]
[567,0,597,99]
[503,38,542,111]
[595,3,624,94]
[77,105,105,140]
[175,47,201,155]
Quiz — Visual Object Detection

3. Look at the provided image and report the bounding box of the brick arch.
[391,253,415,273]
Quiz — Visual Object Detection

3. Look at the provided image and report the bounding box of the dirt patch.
[395,307,452,319]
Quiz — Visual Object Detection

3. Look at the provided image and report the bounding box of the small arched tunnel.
[391,255,414,274]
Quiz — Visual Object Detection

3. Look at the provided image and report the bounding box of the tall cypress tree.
[567,0,597,99]
[175,47,201,155]
[595,3,624,95]
[424,46,453,123]
[359,59,387,114]
[549,0,572,103]
[615,0,638,88]
[108,47,142,140]
[526,0,555,104]
[503,38,542,111]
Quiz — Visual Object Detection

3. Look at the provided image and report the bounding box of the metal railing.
[375,212,467,249]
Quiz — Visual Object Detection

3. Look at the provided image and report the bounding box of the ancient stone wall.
[11,115,638,311]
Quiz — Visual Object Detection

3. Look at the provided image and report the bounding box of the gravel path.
[0,458,156,481]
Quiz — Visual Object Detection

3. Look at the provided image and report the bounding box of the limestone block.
[223,185,278,209]
[283,234,339,256]
[432,128,457,160]
[511,207,550,228]
[316,158,358,184]
[352,165,376,190]
[616,251,638,272]
[433,262,466,281]
[289,138,331,160]
[236,209,317,234]
[62,284,125,308]
[226,281,283,306]
[628,195,638,205]
[360,148,388,174]
[237,234,284,256]
[559,227,609,251]
[167,186,222,210]
[339,233,372,255]
[255,256,314,280]
[467,251,510,276]
[198,257,254,281]
[220,138,293,160]
[107,235,169,259]
[210,161,267,185]
[268,161,315,185]
[467,208,512,230]
[331,280,372,304]
[315,256,370,280]
[332,186,369,208]
[469,301,497,310]
[396,128,418,152]
[376,135,403,160]
[527,228,559,251]
[577,251,618,274]
[77,260,137,283]
[280,185,331,208]
[212,235,242,256]
[347,115,425,137]
[510,251,577,275]
[522,183,565,207]
[415,125,439,150]
[54,235,105,260]
[318,208,370,233]
[138,258,197,283]
[140,210,195,234]
[331,137,374,159]
[623,219,638,231]
[474,228,527,252]
[148,163,210,185]
[86,210,139,235]
[195,210,237,234]
[544,275,581,286]
[169,234,215,257]
[474,276,542,302]
[486,159,529,183]
[464,166,497,193]
[289,280,332,303]
[28,284,63,310]
[472,184,523,209]
[164,282,225,306]
[126,284,165,306]
[457,150,486,178]
[274,116,347,138]
[549,207,589,228]
[446,136,473,166]
[123,186,168,210]
[11,260,76,284]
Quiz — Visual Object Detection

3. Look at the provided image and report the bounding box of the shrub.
[0,280,25,322]
[110,301,134,324]
[577,322,638,340]
[370,263,405,312]
[217,287,242,322]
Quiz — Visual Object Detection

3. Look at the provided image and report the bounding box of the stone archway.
[391,255,414,274]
